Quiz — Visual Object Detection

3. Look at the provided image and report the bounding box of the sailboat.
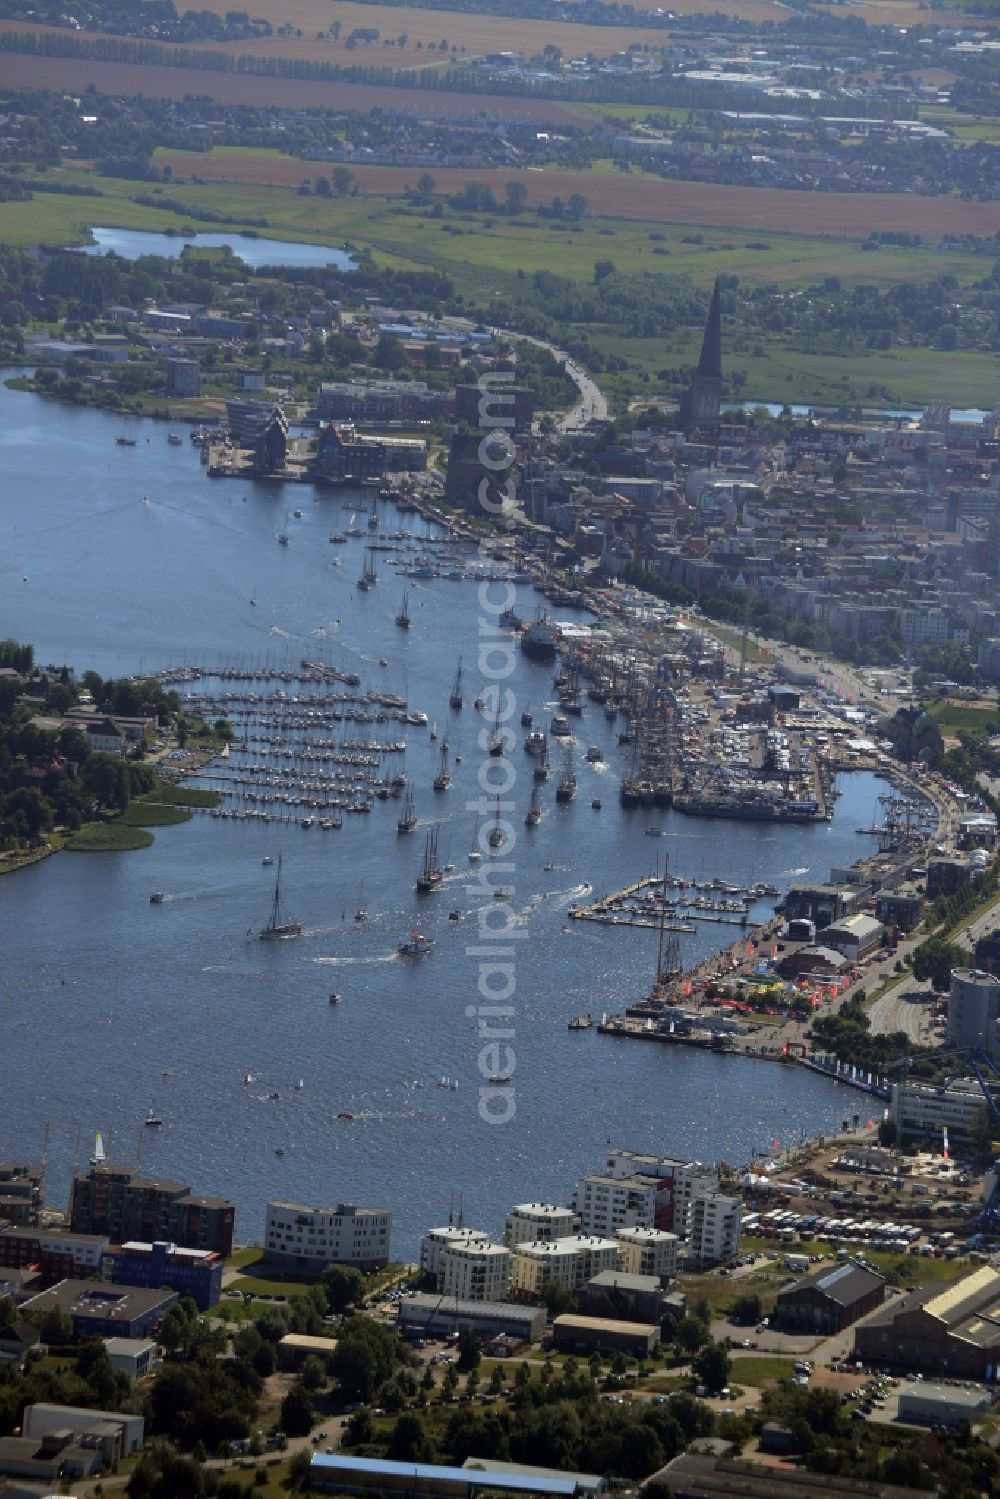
[91,1131,107,1167]
[555,742,577,803]
[488,797,505,848]
[433,743,452,792]
[258,855,304,940]
[397,789,418,833]
[355,882,368,922]
[416,826,444,893]
[468,820,482,862]
[449,658,464,711]
[525,783,542,827]
[533,742,549,782]
[277,510,290,547]
[395,590,411,629]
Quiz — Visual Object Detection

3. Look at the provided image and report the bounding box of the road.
[493,328,608,432]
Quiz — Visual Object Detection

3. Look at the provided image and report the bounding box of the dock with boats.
[568,869,777,930]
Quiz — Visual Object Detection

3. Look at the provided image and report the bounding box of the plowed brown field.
[0,52,595,126]
[153,149,1000,241]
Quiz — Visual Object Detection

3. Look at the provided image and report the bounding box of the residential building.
[420,1225,491,1282]
[0,1225,108,1284]
[889,1075,996,1146]
[439,1239,512,1303]
[20,1280,178,1341]
[0,1164,43,1227]
[69,1164,235,1255]
[683,1193,741,1268]
[602,1150,717,1234]
[453,382,535,433]
[945,966,1000,1056]
[775,1260,885,1334]
[855,1264,1000,1380]
[399,1292,545,1344]
[613,1226,679,1282]
[264,1201,391,1272]
[572,1174,661,1237]
[510,1235,621,1297]
[552,1314,660,1357]
[316,379,444,424]
[102,1240,223,1311]
[85,717,126,757]
[225,399,288,473]
[444,431,519,516]
[503,1203,579,1247]
[164,358,200,397]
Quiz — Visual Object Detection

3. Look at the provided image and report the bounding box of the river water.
[78,227,356,270]
[0,380,874,1253]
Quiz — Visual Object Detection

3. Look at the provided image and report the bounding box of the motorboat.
[398,929,433,957]
[149,892,165,904]
[144,1107,163,1127]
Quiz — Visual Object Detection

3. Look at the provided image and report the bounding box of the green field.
[7,163,998,406]
[148,784,221,808]
[120,797,192,827]
[729,1355,796,1388]
[925,700,1000,735]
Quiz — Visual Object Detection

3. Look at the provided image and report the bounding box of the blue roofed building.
[309,1454,599,1497]
[102,1240,223,1311]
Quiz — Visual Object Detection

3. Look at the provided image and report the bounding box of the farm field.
[152,148,1000,241]
[0,12,685,65]
[190,0,790,33]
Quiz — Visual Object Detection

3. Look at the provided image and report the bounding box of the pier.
[567,871,771,930]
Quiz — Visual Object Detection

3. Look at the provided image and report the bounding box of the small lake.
[77,227,356,270]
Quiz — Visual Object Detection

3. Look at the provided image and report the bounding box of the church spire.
[697,276,723,381]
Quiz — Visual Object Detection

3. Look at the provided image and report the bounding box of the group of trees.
[0,1306,132,1435]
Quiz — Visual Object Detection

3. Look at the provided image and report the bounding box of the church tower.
[678,277,723,433]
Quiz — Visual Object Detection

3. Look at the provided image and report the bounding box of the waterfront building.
[316,379,444,424]
[439,1238,512,1303]
[165,358,201,397]
[69,1164,235,1256]
[572,1174,662,1237]
[775,1260,885,1334]
[855,1265,1000,1380]
[510,1235,621,1297]
[503,1203,580,1248]
[0,1163,43,1227]
[102,1240,223,1311]
[225,399,288,473]
[399,1292,545,1344]
[20,1280,178,1341]
[683,1192,741,1268]
[453,382,536,433]
[602,1150,718,1234]
[613,1226,679,1282]
[419,1225,490,1281]
[444,431,520,516]
[0,1225,108,1283]
[264,1201,391,1272]
[815,913,884,962]
[313,423,387,483]
[889,1075,995,1146]
[945,966,1000,1057]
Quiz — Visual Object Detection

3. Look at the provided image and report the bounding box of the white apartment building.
[504,1203,580,1248]
[511,1235,621,1297]
[614,1226,679,1282]
[603,1149,718,1235]
[263,1201,391,1271]
[898,608,950,648]
[573,1174,661,1237]
[439,1239,512,1302]
[684,1193,741,1268]
[419,1225,490,1282]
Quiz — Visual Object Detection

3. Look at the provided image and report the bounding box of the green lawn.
[729,1355,795,1387]
[65,821,154,851]
[119,799,192,827]
[230,1273,319,1299]
[925,700,1000,735]
[149,784,221,808]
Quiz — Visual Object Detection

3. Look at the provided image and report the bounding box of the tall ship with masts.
[415,826,444,893]
[449,658,464,711]
[397,789,417,833]
[433,743,452,791]
[258,855,303,940]
[357,548,378,592]
[395,590,411,628]
[555,742,577,803]
[525,783,542,827]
